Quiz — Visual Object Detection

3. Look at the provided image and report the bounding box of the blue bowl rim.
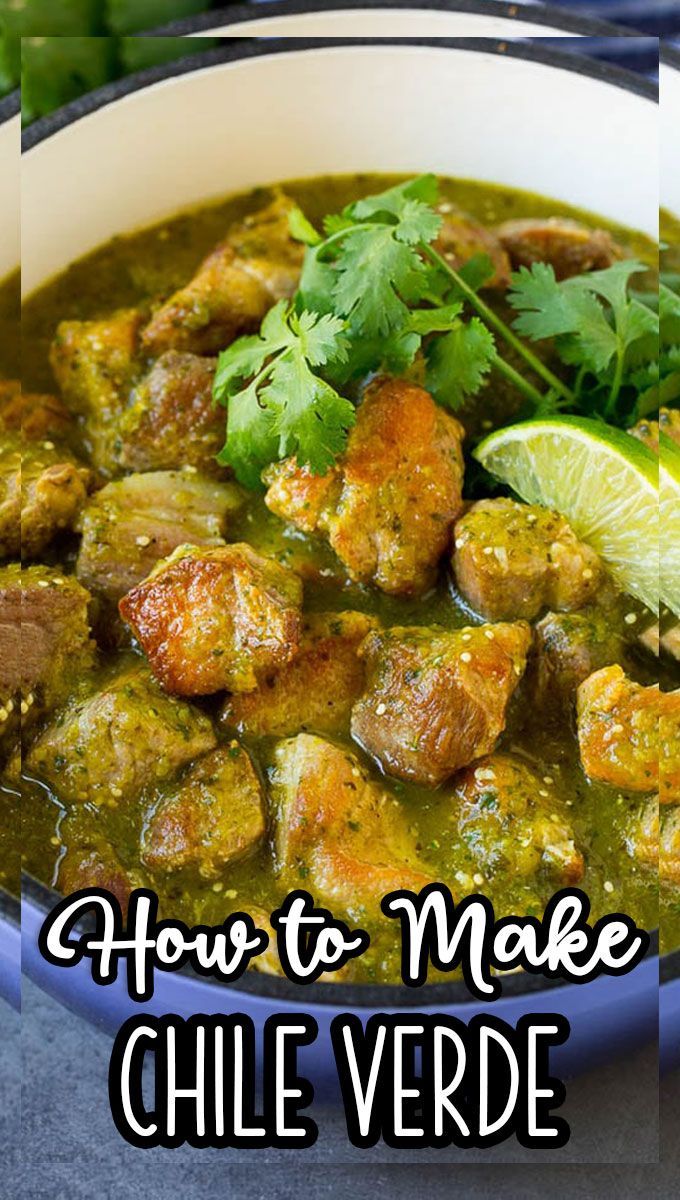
[18,34,666,1006]
[661,43,680,71]
[148,0,641,40]
[22,31,657,150]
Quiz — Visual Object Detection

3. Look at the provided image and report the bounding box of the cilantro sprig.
[507,260,660,420]
[214,176,666,486]
[214,301,354,488]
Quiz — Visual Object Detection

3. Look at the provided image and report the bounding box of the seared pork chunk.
[533,608,627,705]
[629,408,680,455]
[26,664,216,804]
[453,498,602,621]
[0,382,73,442]
[119,543,303,696]
[661,806,680,887]
[222,611,380,738]
[20,438,91,559]
[50,308,143,472]
[435,206,511,288]
[0,564,94,728]
[76,469,242,602]
[265,377,465,596]
[142,743,265,877]
[635,800,680,888]
[142,194,304,356]
[0,435,19,557]
[496,217,622,280]
[626,796,658,872]
[116,352,224,474]
[351,621,531,787]
[58,840,140,912]
[0,385,91,558]
[660,689,680,806]
[576,666,659,793]
[271,734,432,912]
[453,754,584,884]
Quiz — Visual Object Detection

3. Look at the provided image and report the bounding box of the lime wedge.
[661,431,680,620]
[474,416,659,613]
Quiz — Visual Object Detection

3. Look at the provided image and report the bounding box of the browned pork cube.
[76,469,242,602]
[533,608,627,704]
[271,734,432,913]
[265,376,466,596]
[58,840,141,913]
[0,384,91,558]
[629,408,680,455]
[626,796,658,872]
[453,754,584,885]
[0,381,73,442]
[119,543,303,696]
[453,498,602,621]
[0,436,20,557]
[222,611,380,738]
[496,217,622,280]
[142,193,304,356]
[435,206,511,288]
[351,621,531,787]
[576,666,659,792]
[0,564,95,727]
[142,743,265,878]
[661,806,680,887]
[660,689,680,806]
[116,352,225,474]
[20,438,91,559]
[26,664,216,804]
[50,309,143,472]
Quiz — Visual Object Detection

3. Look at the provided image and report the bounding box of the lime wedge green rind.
[474,416,659,614]
[660,431,680,620]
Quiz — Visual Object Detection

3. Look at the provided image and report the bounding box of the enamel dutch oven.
[154,0,629,38]
[659,43,680,1075]
[19,35,664,1085]
[0,90,20,1013]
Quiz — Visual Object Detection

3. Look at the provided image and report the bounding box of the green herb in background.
[0,0,104,37]
[120,34,215,74]
[21,35,117,124]
[0,31,18,93]
[0,0,222,110]
[107,0,208,35]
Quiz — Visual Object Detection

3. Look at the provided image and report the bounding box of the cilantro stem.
[606,344,625,415]
[422,243,575,405]
[490,352,545,408]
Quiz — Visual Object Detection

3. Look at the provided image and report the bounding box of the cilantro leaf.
[425,317,496,408]
[507,259,659,417]
[331,225,431,337]
[265,357,356,474]
[287,205,322,247]
[214,302,352,488]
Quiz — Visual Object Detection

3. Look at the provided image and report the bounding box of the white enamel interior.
[661,61,680,219]
[0,111,19,280]
[194,9,580,36]
[23,43,658,295]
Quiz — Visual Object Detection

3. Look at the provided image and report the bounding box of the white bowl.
[22,39,661,296]
[661,47,680,219]
[0,94,19,282]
